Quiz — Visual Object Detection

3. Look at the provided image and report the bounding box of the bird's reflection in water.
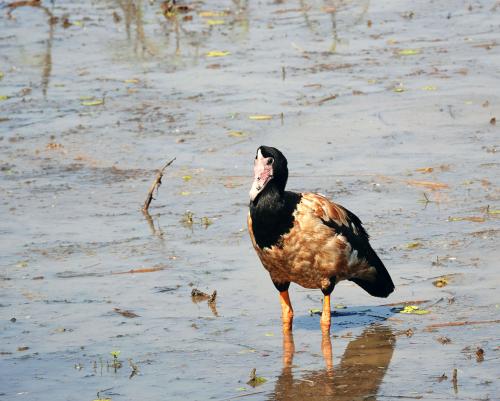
[270,325,395,401]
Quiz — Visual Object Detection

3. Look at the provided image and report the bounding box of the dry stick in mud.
[142,158,176,212]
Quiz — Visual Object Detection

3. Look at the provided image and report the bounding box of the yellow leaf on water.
[0,71,4,80]
[0,95,9,101]
[81,99,104,106]
[398,49,421,56]
[422,85,437,91]
[124,79,140,84]
[407,180,449,190]
[228,131,246,137]
[207,19,225,25]
[448,216,486,223]
[180,191,191,196]
[249,115,273,120]
[487,209,500,215]
[406,241,422,249]
[199,11,228,17]
[182,175,192,182]
[73,20,83,26]
[393,86,405,93]
[264,332,274,337]
[206,50,230,57]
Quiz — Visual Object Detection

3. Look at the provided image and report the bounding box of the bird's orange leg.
[279,290,294,332]
[320,294,331,333]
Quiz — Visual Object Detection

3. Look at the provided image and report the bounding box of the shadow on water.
[269,325,395,401]
[294,305,397,331]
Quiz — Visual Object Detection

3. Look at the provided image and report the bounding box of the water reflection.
[270,325,395,401]
[7,0,56,96]
[113,0,250,62]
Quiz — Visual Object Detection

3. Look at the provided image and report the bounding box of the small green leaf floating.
[399,305,430,315]
[398,49,421,56]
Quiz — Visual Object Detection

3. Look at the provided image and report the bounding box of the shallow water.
[1,0,499,400]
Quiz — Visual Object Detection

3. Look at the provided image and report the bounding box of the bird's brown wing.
[300,193,394,297]
[300,192,368,239]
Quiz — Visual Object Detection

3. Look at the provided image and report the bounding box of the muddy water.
[1,0,499,400]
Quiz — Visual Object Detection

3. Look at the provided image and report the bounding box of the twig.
[317,94,338,105]
[112,266,165,275]
[425,319,500,330]
[142,158,175,212]
[218,390,266,401]
[452,368,458,394]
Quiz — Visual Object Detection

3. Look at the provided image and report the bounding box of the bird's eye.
[267,158,274,165]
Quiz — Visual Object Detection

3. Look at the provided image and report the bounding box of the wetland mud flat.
[1,0,499,400]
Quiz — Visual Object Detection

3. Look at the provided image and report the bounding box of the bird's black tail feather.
[349,249,395,298]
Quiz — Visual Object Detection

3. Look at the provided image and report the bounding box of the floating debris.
[128,358,139,379]
[433,277,449,288]
[436,336,451,344]
[113,308,139,318]
[476,348,484,362]
[191,288,213,302]
[247,368,267,387]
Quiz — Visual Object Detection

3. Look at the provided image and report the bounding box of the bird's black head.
[249,146,288,202]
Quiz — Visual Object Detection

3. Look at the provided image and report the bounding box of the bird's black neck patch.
[250,186,301,249]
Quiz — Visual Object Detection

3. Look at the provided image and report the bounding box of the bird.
[247,146,395,333]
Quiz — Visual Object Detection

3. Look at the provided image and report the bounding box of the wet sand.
[1,0,499,400]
